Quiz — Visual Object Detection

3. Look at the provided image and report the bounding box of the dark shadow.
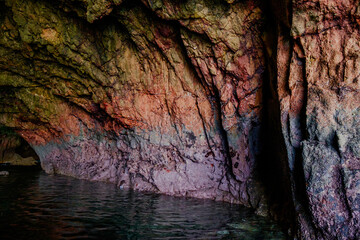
[255,0,297,237]
[0,125,40,169]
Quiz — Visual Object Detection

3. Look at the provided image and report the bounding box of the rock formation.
[267,0,360,239]
[0,0,358,239]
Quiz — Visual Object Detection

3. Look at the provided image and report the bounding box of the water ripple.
[0,168,285,239]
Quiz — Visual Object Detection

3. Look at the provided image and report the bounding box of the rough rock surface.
[0,0,359,239]
[268,0,360,239]
[0,0,266,209]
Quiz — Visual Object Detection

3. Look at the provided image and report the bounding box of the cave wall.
[269,0,360,239]
[0,0,359,239]
[0,0,267,209]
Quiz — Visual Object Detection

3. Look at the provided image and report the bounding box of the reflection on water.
[0,168,285,239]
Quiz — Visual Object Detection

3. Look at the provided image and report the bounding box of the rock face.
[0,0,359,238]
[268,0,360,239]
[0,0,266,208]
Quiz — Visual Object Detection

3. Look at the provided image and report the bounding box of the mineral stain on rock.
[40,28,61,45]
[0,0,359,239]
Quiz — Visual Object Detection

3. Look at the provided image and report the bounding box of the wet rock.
[0,0,266,208]
[0,0,359,239]
[269,0,360,238]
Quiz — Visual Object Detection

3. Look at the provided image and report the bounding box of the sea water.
[0,168,285,240]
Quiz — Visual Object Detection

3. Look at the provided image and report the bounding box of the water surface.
[0,168,285,239]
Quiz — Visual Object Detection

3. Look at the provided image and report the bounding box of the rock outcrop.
[0,0,267,208]
[0,0,359,239]
[267,0,360,239]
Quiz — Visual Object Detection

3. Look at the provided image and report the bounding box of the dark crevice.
[177,24,235,176]
[0,125,40,168]
[52,93,132,131]
[177,28,215,96]
[259,0,296,237]
[262,0,336,238]
[329,131,341,155]
[299,52,309,141]
[338,167,353,220]
[44,0,88,22]
[0,0,7,23]
[167,19,234,170]
[212,87,235,178]
[195,98,215,156]
[173,25,235,177]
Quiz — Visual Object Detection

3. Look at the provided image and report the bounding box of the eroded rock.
[0,0,267,209]
[269,0,360,238]
[0,0,359,238]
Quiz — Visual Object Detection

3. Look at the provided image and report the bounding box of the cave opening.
[0,125,40,169]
